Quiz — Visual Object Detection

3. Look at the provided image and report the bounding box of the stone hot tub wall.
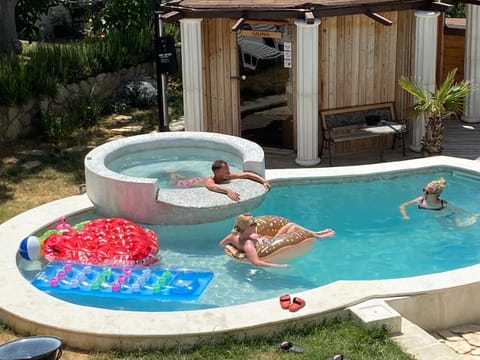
[84,131,268,225]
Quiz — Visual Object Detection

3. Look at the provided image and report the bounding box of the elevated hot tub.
[84,131,268,224]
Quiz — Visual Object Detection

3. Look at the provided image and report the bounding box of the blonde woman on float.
[219,213,335,268]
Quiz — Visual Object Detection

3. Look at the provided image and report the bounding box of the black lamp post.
[154,11,178,131]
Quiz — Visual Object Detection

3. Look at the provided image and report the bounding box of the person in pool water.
[400,177,449,220]
[399,177,479,226]
[219,213,335,268]
[168,159,271,201]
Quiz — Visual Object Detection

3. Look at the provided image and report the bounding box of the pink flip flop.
[289,297,305,312]
[279,294,291,310]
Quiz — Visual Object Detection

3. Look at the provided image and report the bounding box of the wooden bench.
[319,102,406,165]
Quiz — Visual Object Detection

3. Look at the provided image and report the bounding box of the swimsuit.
[176,177,203,189]
[253,235,272,247]
[418,198,445,211]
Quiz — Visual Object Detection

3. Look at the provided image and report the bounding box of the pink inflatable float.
[40,218,159,266]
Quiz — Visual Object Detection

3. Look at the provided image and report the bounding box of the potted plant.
[399,68,474,155]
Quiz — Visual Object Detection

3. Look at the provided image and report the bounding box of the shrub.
[107,99,129,114]
[120,75,183,121]
[165,23,181,43]
[70,87,107,128]
[0,56,28,105]
[36,110,74,149]
[36,87,106,147]
[122,75,158,108]
[167,77,183,120]
[93,26,155,72]
[0,24,155,106]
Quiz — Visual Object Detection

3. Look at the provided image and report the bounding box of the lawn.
[0,318,415,360]
[0,111,415,359]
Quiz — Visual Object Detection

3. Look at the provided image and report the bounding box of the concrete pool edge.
[84,131,268,224]
[2,156,480,351]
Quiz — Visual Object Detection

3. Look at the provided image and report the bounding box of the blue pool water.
[22,169,480,311]
[106,148,243,188]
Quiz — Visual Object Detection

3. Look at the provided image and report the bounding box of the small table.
[361,121,407,159]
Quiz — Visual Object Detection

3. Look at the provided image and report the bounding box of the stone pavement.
[432,324,480,358]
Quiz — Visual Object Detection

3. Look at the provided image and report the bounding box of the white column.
[463,4,480,123]
[295,19,321,166]
[410,11,440,152]
[180,19,204,131]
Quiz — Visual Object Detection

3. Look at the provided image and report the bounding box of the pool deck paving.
[393,320,480,359]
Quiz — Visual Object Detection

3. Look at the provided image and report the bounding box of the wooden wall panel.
[320,17,338,107]
[319,12,400,154]
[202,19,210,131]
[319,12,398,112]
[202,18,239,135]
[364,17,376,103]
[350,15,360,105]
[199,12,420,155]
[207,19,219,131]
[395,11,415,123]
[442,32,465,81]
[336,16,345,105]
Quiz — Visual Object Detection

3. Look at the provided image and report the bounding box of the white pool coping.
[84,131,267,224]
[2,156,480,352]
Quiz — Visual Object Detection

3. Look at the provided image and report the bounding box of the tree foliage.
[16,0,58,41]
[90,0,155,35]
[447,2,467,18]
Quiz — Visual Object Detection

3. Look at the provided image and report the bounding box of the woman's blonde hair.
[426,177,446,194]
[232,213,256,234]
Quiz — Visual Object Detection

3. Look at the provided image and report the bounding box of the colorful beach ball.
[19,236,43,261]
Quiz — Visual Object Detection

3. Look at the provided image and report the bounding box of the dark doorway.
[237,23,293,149]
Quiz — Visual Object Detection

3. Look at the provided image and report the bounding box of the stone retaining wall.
[0,62,155,142]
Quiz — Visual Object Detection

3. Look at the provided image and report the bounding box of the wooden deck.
[264,117,480,169]
[442,117,480,160]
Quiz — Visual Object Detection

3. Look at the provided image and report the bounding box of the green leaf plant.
[399,68,474,155]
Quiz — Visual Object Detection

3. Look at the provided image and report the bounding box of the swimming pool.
[4,156,480,352]
[19,167,480,311]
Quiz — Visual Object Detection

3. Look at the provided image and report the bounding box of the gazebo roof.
[162,0,480,23]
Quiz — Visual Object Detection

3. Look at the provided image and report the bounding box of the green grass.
[0,150,87,224]
[0,318,416,359]
[82,319,415,359]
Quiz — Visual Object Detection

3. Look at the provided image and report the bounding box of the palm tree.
[399,68,474,155]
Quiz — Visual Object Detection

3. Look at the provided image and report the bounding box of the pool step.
[348,299,402,334]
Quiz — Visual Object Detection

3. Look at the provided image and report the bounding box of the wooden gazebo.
[161,0,480,165]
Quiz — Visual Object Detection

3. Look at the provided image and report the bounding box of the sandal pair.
[279,295,306,312]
